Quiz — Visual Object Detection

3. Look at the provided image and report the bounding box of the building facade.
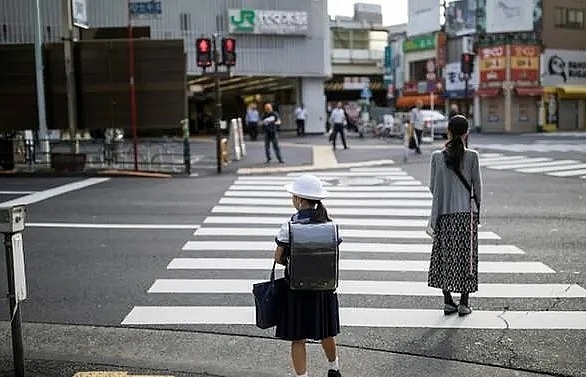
[0,0,331,134]
[539,0,586,131]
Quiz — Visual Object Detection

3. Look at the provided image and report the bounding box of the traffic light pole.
[212,34,222,174]
[464,73,470,147]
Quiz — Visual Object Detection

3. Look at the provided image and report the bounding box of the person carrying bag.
[427,115,482,317]
[266,174,343,377]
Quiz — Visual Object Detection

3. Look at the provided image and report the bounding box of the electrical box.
[0,205,26,233]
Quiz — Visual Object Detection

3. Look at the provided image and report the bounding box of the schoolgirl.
[273,174,342,377]
[427,115,482,316]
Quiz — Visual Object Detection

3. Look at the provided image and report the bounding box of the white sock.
[296,373,308,377]
[327,357,339,371]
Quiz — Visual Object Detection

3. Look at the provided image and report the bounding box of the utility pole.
[62,0,79,154]
[33,0,49,164]
[212,34,222,174]
[127,0,139,171]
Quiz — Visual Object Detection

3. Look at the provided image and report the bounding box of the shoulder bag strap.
[452,168,480,212]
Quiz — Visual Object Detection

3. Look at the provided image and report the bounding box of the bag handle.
[269,260,276,282]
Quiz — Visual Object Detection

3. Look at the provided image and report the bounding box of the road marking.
[223,190,432,199]
[233,178,423,186]
[0,191,36,195]
[203,216,429,227]
[479,156,529,164]
[26,223,200,230]
[0,178,111,206]
[167,258,550,273]
[192,227,500,239]
[211,205,431,217]
[312,145,338,168]
[121,307,586,329]
[483,158,553,170]
[516,163,586,173]
[548,168,586,177]
[219,197,432,207]
[181,241,525,255]
[477,153,503,158]
[148,279,586,298]
[349,167,414,172]
[486,159,578,170]
[228,185,430,192]
[287,171,409,177]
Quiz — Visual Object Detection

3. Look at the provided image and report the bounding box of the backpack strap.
[452,168,480,212]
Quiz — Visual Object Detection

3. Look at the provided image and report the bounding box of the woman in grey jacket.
[427,115,482,316]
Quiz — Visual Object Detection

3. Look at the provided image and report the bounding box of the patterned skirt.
[428,212,479,293]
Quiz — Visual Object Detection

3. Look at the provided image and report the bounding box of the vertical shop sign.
[510,45,540,82]
[383,46,395,98]
[436,32,447,68]
[479,45,507,83]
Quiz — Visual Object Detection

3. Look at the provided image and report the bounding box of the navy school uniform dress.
[274,208,341,341]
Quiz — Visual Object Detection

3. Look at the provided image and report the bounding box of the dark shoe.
[458,305,472,316]
[264,160,271,165]
[328,370,342,377]
[443,304,458,315]
[278,160,284,164]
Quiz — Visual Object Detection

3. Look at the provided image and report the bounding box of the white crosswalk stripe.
[121,166,586,330]
[478,152,586,179]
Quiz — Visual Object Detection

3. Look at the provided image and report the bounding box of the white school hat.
[285,174,328,201]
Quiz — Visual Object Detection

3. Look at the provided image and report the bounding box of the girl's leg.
[460,292,470,307]
[321,337,339,369]
[291,339,307,376]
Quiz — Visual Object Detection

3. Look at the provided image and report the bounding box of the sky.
[327,0,409,26]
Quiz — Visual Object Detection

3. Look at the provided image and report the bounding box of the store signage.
[228,9,308,35]
[436,32,447,68]
[407,0,441,37]
[510,45,540,82]
[444,62,478,92]
[485,0,534,34]
[445,0,476,37]
[541,49,586,86]
[479,45,506,83]
[72,0,88,28]
[129,0,162,19]
[403,34,436,53]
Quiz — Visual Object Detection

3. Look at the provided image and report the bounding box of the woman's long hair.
[443,115,469,170]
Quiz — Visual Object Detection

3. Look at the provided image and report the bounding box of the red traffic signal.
[221,38,236,66]
[196,38,212,68]
[461,53,474,75]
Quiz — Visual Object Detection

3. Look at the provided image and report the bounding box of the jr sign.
[228,9,308,35]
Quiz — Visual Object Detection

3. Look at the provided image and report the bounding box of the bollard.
[237,117,246,157]
[1,205,27,377]
[181,119,191,175]
[231,119,241,161]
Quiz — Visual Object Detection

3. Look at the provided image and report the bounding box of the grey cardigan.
[429,148,482,229]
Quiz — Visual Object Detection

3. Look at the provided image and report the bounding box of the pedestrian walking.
[409,99,424,154]
[448,104,460,119]
[261,103,284,164]
[245,103,260,141]
[402,121,419,163]
[273,175,342,377]
[294,103,308,137]
[427,115,482,316]
[328,102,348,151]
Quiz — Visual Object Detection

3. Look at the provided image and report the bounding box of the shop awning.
[475,88,502,97]
[515,87,543,96]
[395,94,445,109]
[558,86,586,96]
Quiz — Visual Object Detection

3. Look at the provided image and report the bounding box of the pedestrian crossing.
[478,153,586,179]
[121,167,586,330]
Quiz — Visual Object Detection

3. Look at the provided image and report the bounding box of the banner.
[485,0,534,33]
[541,49,586,86]
[444,62,478,92]
[510,45,540,82]
[407,0,441,37]
[444,0,476,36]
[478,45,507,83]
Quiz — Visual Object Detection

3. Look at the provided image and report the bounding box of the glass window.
[555,7,584,29]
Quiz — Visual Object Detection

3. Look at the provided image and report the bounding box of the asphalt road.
[0,133,585,377]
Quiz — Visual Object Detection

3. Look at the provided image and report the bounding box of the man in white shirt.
[328,102,348,150]
[294,104,308,137]
[409,99,424,154]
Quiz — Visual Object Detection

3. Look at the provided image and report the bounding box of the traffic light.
[221,37,236,66]
[196,38,212,68]
[461,53,474,75]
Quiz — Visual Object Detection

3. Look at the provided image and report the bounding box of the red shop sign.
[480,46,506,59]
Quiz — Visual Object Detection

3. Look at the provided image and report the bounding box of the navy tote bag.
[252,261,286,329]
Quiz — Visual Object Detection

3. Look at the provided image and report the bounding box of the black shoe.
[278,160,284,164]
[458,304,472,316]
[443,304,458,315]
[328,370,342,377]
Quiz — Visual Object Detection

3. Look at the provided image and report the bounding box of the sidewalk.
[0,322,552,377]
